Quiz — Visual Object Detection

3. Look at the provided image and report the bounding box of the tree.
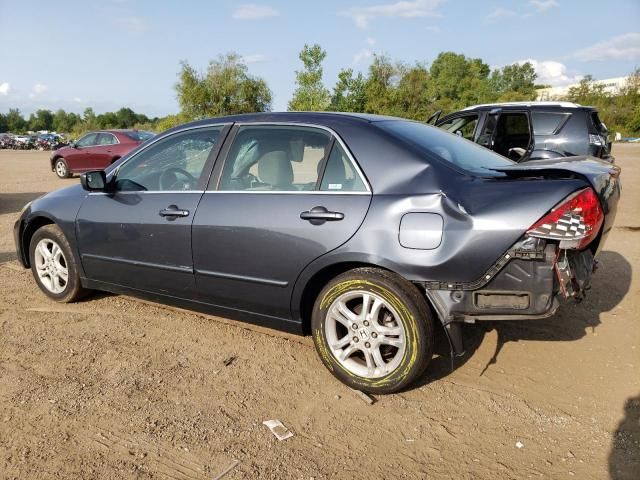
[329,68,367,112]
[52,109,81,133]
[176,54,272,120]
[6,108,26,132]
[288,44,331,111]
[394,64,431,120]
[0,113,7,133]
[427,52,493,112]
[364,55,400,114]
[490,62,537,101]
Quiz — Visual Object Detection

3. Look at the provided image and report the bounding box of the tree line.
[2,45,638,137]
[0,106,157,138]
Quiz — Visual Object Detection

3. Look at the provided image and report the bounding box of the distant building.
[537,76,631,100]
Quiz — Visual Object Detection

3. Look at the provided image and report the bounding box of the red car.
[50,129,154,178]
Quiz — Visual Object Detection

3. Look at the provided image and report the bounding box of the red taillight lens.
[527,188,604,249]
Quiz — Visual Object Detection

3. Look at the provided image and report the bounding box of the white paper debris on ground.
[515,441,524,449]
[263,420,294,441]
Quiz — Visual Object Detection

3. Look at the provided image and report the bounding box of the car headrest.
[258,150,293,187]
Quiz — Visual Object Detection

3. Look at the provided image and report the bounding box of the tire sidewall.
[312,271,432,393]
[29,225,81,302]
[54,158,68,178]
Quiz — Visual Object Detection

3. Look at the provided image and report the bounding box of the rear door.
[76,125,229,296]
[192,124,372,321]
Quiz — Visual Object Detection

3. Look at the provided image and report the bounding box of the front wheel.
[29,224,87,302]
[54,158,70,178]
[311,268,434,394]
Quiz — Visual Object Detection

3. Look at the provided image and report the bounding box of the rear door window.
[438,115,479,140]
[590,111,608,134]
[532,112,570,135]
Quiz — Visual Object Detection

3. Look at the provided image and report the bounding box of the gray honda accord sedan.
[14,112,621,393]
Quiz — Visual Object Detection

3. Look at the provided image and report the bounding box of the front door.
[76,125,228,296]
[65,132,99,172]
[192,124,372,322]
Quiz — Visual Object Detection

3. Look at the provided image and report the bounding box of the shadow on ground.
[610,394,640,480]
[418,250,632,386]
[0,251,17,264]
[0,192,47,215]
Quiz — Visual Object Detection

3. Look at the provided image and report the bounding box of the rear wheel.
[29,224,87,302]
[54,158,70,178]
[311,268,434,394]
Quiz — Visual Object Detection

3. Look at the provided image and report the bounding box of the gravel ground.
[0,145,638,479]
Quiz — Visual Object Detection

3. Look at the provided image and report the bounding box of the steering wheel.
[159,167,197,190]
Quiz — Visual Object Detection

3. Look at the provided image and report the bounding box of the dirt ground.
[0,146,638,480]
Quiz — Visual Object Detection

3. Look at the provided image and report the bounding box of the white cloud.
[353,48,374,64]
[529,0,559,12]
[367,37,376,46]
[574,32,640,62]
[341,0,443,29]
[233,4,279,20]
[240,53,269,64]
[486,7,517,21]
[425,25,441,32]
[518,59,583,86]
[113,15,147,34]
[73,97,82,103]
[32,83,48,94]
[0,82,9,96]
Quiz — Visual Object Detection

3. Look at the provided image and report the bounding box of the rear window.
[124,130,155,142]
[378,120,515,175]
[532,112,569,135]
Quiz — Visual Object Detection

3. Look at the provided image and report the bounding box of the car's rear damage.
[422,157,621,357]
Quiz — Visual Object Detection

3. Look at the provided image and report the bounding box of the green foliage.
[5,108,27,132]
[490,62,538,101]
[566,70,640,136]
[329,68,367,112]
[289,44,331,111]
[176,53,272,120]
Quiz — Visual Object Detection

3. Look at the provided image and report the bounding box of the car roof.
[178,111,402,130]
[460,101,595,111]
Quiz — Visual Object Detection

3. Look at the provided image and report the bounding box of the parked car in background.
[36,133,65,151]
[50,129,154,178]
[13,134,36,150]
[434,101,613,162]
[14,112,621,393]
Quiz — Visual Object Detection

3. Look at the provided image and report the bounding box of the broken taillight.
[527,188,604,249]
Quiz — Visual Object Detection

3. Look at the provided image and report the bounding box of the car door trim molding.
[81,253,193,274]
[195,268,289,287]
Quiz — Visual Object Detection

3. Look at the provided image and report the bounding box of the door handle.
[159,204,190,219]
[300,206,344,225]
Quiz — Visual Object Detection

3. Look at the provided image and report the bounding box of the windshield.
[124,130,155,142]
[377,119,515,174]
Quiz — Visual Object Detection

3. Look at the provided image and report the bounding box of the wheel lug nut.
[365,342,371,348]
[363,321,369,327]
[352,324,358,330]
[371,332,378,338]
[353,337,359,343]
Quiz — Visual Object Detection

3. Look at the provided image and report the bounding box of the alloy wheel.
[34,238,68,294]
[324,290,407,378]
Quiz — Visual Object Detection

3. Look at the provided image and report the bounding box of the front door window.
[115,127,223,191]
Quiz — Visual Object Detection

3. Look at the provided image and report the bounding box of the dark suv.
[435,101,612,162]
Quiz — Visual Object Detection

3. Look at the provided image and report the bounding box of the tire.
[54,158,70,178]
[311,267,434,394]
[29,224,87,303]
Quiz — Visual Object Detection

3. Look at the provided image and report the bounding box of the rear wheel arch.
[298,261,430,335]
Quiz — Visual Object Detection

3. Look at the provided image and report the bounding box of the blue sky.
[0,0,638,117]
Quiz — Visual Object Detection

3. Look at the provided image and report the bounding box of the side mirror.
[70,142,77,149]
[80,170,107,192]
